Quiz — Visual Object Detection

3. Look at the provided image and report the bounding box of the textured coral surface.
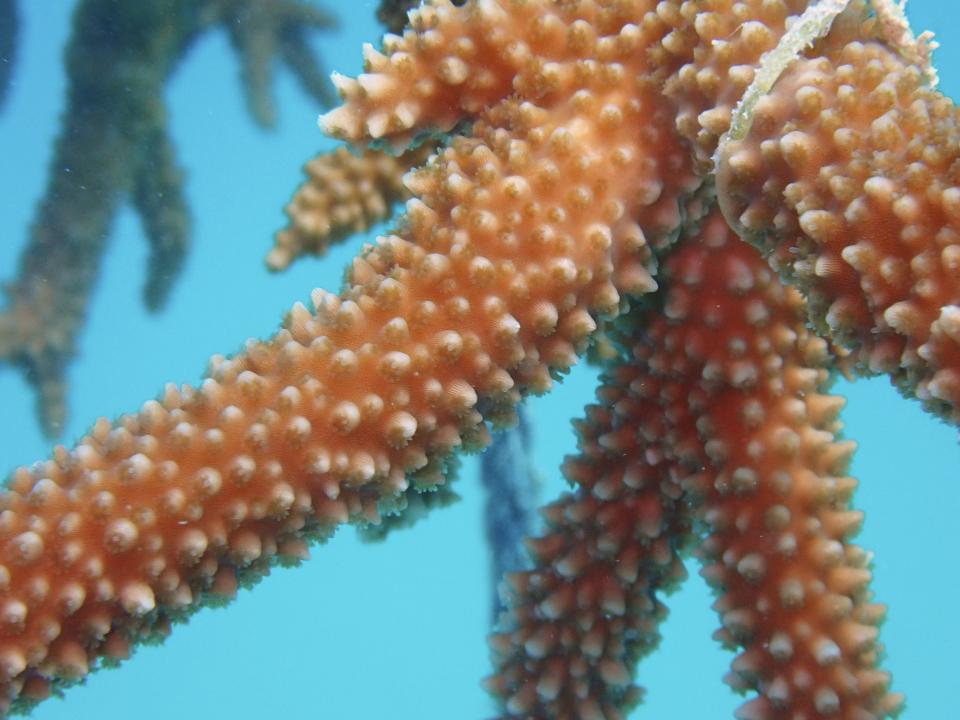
[0,1,949,715]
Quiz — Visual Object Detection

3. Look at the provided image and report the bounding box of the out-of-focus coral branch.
[0,0,16,111]
[0,0,337,437]
[213,0,337,128]
[268,142,435,271]
[481,408,538,620]
[132,122,192,312]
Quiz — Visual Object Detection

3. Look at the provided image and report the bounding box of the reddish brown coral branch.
[489,206,898,719]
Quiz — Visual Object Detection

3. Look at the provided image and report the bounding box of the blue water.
[0,1,956,718]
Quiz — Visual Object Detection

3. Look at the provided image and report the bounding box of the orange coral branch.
[267,143,434,271]
[0,3,695,709]
[715,32,960,422]
[651,0,960,421]
[1,1,955,716]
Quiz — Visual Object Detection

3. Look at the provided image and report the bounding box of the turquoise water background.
[0,1,957,717]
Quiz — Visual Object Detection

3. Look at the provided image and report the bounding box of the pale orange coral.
[1,1,956,717]
[0,1,695,710]
[716,33,960,422]
[267,143,434,271]
[654,0,960,421]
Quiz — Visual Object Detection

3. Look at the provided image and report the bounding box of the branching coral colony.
[264,0,469,269]
[0,0,337,438]
[0,1,958,718]
[270,132,539,622]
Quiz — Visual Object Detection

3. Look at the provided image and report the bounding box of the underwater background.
[0,1,956,718]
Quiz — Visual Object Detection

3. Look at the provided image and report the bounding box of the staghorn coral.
[655,0,960,423]
[0,0,957,717]
[714,17,960,423]
[0,0,337,438]
[271,124,539,623]
[488,204,899,719]
[275,0,542,577]
[267,142,435,271]
[0,0,694,711]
